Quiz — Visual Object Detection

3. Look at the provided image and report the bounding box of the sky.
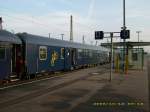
[0,0,150,51]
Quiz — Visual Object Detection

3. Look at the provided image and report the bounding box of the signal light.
[120,30,130,39]
[95,31,104,40]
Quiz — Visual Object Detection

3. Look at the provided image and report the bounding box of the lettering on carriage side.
[51,50,58,66]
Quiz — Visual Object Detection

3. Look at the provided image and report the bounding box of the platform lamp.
[136,31,142,70]
[61,34,64,40]
[136,31,142,49]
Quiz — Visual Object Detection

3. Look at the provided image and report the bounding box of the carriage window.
[78,49,83,59]
[84,49,88,57]
[61,48,65,59]
[39,46,47,60]
[0,47,6,60]
[89,50,92,57]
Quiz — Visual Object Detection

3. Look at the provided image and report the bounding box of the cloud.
[35,1,47,7]
[59,0,73,5]
[1,11,98,44]
[1,0,150,49]
[87,0,95,21]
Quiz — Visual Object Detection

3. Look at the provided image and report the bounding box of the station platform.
[0,61,149,112]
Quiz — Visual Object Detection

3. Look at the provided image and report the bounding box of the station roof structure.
[101,41,150,47]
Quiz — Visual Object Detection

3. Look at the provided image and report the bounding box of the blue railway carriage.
[18,33,109,78]
[0,30,22,80]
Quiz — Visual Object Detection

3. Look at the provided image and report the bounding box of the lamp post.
[49,33,51,38]
[61,34,64,40]
[122,0,127,73]
[136,31,142,70]
[123,0,126,29]
[136,31,142,49]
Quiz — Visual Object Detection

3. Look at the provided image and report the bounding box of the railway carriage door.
[64,48,76,70]
[71,49,76,66]
[12,44,22,76]
[64,48,70,70]
[12,45,16,73]
[0,45,11,79]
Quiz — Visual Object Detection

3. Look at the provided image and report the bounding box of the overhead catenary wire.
[0,13,74,41]
[0,8,53,28]
[0,10,96,43]
[0,12,54,31]
[0,12,70,35]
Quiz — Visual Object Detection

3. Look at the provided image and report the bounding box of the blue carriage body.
[0,31,109,80]
[0,30,22,79]
[18,33,70,74]
[18,33,109,75]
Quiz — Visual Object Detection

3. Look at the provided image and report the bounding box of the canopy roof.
[101,41,150,47]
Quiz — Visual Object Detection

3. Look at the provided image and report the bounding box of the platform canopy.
[101,41,150,47]
[0,30,22,44]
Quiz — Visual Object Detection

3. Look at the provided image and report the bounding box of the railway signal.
[95,31,118,82]
[120,30,130,39]
[94,29,130,81]
[95,31,104,39]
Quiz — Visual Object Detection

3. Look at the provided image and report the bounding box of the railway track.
[0,66,109,109]
[0,64,109,90]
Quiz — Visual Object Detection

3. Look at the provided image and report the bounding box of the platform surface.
[0,61,149,112]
